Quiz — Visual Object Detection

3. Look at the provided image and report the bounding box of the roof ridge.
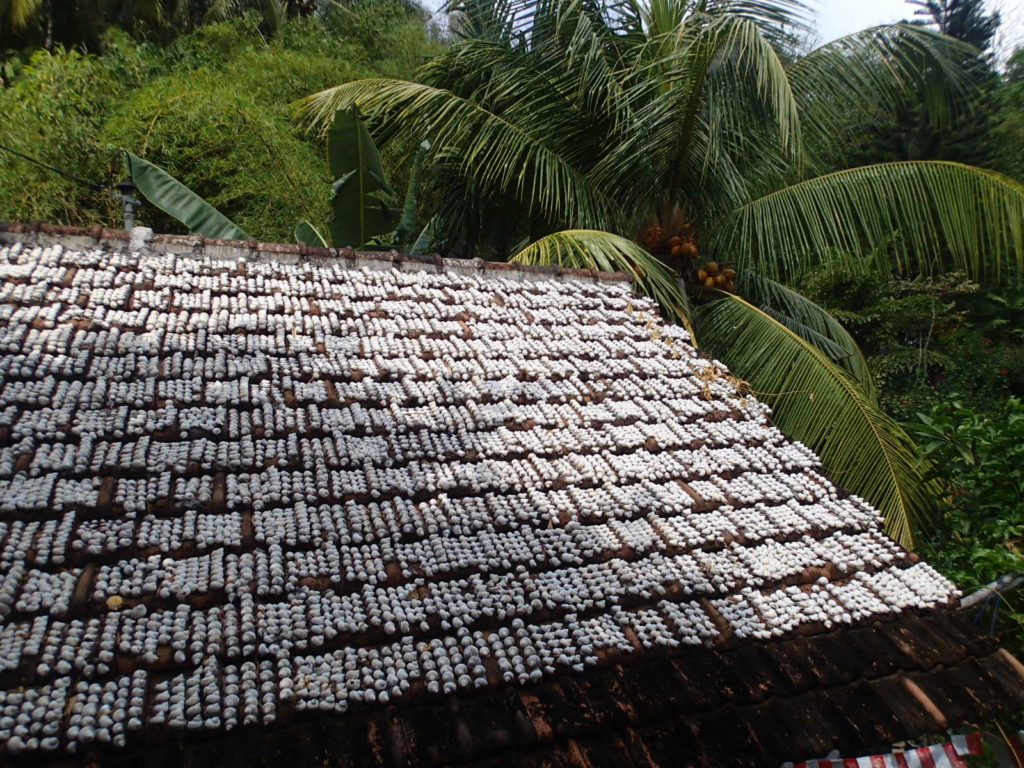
[0,221,633,284]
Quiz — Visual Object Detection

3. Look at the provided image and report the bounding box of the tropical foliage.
[125,106,429,249]
[3,0,321,56]
[302,0,1024,546]
[1,0,1022,617]
[994,48,1024,182]
[905,399,1024,654]
[796,253,1024,645]
[696,292,935,548]
[795,257,1024,420]
[0,9,441,242]
[833,0,1004,181]
[324,106,398,248]
[125,150,248,239]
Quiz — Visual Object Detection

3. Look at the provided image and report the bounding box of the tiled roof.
[0,223,1021,767]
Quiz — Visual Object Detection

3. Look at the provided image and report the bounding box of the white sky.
[814,0,908,43]
[814,0,1024,60]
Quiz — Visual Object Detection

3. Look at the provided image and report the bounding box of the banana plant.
[125,111,431,250]
[394,139,430,248]
[124,151,248,240]
[293,219,328,248]
[325,105,396,248]
[296,107,431,250]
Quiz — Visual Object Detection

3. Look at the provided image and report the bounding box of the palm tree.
[0,0,42,30]
[302,0,1024,547]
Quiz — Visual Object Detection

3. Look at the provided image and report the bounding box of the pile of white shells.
[0,241,958,756]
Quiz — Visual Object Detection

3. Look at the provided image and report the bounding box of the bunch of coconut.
[696,261,736,292]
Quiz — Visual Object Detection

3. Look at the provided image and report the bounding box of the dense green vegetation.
[833,0,1004,171]
[0,0,1022,651]
[799,0,1024,651]
[994,48,1024,181]
[0,3,440,241]
[798,257,1024,653]
[908,398,1024,651]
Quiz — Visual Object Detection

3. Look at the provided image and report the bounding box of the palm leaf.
[124,151,248,240]
[445,0,519,40]
[788,24,976,142]
[719,161,1024,284]
[300,79,614,230]
[737,272,875,396]
[2,0,43,28]
[546,0,633,128]
[703,0,812,42]
[695,291,936,547]
[510,229,691,323]
[593,14,804,212]
[417,41,600,169]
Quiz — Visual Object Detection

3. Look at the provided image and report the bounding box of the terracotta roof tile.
[0,228,1019,767]
[573,728,650,768]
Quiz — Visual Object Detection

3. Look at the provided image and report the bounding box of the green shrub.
[0,32,151,226]
[101,21,349,241]
[906,399,1024,653]
[797,258,1024,420]
[0,11,442,241]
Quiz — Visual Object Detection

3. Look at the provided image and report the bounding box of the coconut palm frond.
[737,272,876,396]
[596,14,803,207]
[418,42,595,164]
[511,229,692,324]
[546,0,633,127]
[707,15,803,154]
[695,291,935,547]
[721,161,1024,284]
[789,24,976,141]
[705,0,811,39]
[635,13,802,148]
[300,79,616,231]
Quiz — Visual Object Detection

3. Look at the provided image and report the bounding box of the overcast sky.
[815,0,908,43]
[814,0,1023,59]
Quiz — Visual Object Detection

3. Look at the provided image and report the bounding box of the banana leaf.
[124,151,247,240]
[295,220,329,247]
[327,107,396,248]
[395,140,430,247]
[409,216,437,256]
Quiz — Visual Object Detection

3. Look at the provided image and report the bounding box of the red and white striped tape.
[783,733,983,768]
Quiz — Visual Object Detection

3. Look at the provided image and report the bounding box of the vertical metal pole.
[115,180,140,231]
[123,198,135,230]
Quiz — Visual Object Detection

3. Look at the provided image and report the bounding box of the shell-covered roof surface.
[0,224,1021,768]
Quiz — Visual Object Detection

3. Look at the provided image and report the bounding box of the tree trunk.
[43,0,53,52]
